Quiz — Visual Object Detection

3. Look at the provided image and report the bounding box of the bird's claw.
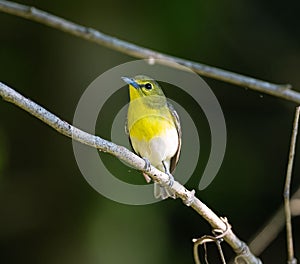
[142,157,151,172]
[142,158,152,183]
[166,173,174,187]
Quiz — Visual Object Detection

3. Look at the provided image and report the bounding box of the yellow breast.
[127,94,175,142]
[129,116,179,169]
[129,116,175,141]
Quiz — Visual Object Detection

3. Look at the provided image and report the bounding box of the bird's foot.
[142,157,151,172]
[162,160,174,187]
[142,157,151,183]
[166,172,174,187]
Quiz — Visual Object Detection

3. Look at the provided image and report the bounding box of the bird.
[122,75,181,199]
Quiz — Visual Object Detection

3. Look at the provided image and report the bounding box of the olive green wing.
[167,101,182,173]
[125,117,139,156]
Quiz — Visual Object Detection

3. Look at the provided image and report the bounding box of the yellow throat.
[127,81,175,142]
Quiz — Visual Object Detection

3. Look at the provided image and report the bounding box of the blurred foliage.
[1,0,300,263]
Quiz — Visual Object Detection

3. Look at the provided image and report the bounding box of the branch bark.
[283,107,299,264]
[0,81,261,263]
[1,0,300,103]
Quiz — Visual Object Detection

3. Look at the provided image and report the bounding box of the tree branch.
[0,81,261,263]
[283,107,299,264]
[246,109,300,262]
[249,187,300,256]
[1,0,299,103]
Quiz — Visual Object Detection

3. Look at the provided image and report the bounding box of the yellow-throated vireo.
[122,75,182,199]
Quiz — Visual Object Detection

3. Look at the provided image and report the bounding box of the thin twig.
[1,0,299,103]
[246,112,300,263]
[283,107,300,264]
[248,187,300,256]
[216,241,227,264]
[193,217,230,264]
[0,81,261,263]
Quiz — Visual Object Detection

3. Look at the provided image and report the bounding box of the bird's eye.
[144,83,152,90]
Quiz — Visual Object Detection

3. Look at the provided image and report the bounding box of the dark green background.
[1,0,300,263]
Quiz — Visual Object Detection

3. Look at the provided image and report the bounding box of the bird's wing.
[167,101,182,173]
[125,117,138,155]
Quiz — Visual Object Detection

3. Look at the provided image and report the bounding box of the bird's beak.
[121,76,140,89]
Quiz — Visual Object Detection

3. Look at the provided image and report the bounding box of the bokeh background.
[1,0,300,263]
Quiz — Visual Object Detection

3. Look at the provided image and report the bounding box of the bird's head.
[122,75,165,100]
